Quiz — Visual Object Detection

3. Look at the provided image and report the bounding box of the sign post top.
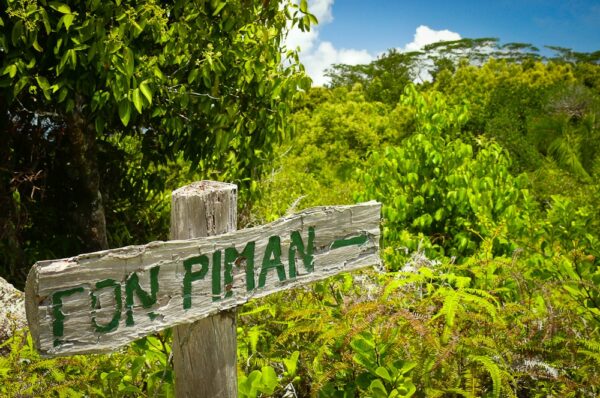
[171,181,237,197]
[170,180,238,240]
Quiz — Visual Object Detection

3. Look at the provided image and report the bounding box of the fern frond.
[431,288,459,327]
[459,289,499,321]
[578,338,600,353]
[548,136,591,180]
[423,387,446,398]
[443,387,475,397]
[462,287,500,306]
[383,272,429,298]
[500,377,518,398]
[391,309,438,348]
[578,350,600,367]
[276,318,329,342]
[29,358,63,371]
[463,367,481,397]
[239,304,277,317]
[50,367,66,383]
[469,355,502,398]
[466,335,499,351]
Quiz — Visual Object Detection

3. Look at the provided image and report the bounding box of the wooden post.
[170,181,238,398]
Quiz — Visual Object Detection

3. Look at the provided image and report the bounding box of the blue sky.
[287,0,600,85]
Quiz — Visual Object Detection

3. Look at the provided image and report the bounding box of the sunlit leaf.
[139,80,152,105]
[132,88,143,113]
[212,2,226,16]
[119,100,131,126]
[124,47,134,77]
[49,2,71,14]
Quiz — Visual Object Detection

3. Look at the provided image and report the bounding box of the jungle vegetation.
[2,0,600,396]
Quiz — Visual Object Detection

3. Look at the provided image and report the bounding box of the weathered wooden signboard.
[25,201,381,357]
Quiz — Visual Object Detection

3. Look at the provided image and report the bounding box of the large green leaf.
[132,88,143,113]
[61,14,75,31]
[212,2,226,16]
[139,80,152,105]
[299,0,308,13]
[119,100,131,126]
[124,47,134,77]
[49,2,71,14]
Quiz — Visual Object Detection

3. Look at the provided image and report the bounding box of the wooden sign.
[25,201,381,357]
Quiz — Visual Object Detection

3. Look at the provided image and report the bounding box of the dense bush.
[2,37,600,396]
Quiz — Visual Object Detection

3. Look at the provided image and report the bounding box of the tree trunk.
[64,99,108,252]
[0,94,25,284]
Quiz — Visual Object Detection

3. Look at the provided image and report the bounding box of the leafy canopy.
[1,0,311,174]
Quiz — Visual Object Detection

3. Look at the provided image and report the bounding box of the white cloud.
[285,0,373,86]
[284,0,333,54]
[403,25,461,52]
[285,27,319,54]
[306,0,334,24]
[400,25,462,83]
[285,1,462,86]
[302,42,373,86]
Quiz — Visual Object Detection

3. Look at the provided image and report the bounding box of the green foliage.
[234,46,600,397]
[1,329,95,397]
[326,49,416,103]
[235,242,600,396]
[3,36,600,397]
[238,366,279,398]
[1,0,313,285]
[400,84,470,137]
[0,329,174,397]
[253,85,402,222]
[237,351,300,398]
[356,89,533,263]
[530,196,600,325]
[350,332,416,397]
[364,360,416,398]
[1,0,310,153]
[528,86,600,181]
[468,355,501,398]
